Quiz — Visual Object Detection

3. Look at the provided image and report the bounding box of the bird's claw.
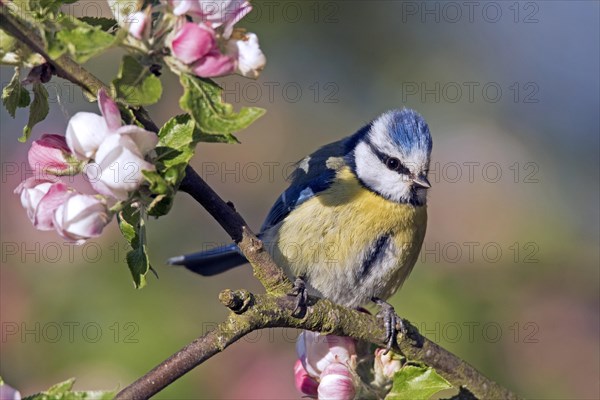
[372,297,405,353]
[288,276,308,317]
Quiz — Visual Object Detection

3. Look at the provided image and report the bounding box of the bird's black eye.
[386,157,401,171]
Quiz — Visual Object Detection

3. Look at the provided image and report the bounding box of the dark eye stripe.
[367,141,410,174]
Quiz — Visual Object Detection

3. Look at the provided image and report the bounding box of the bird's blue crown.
[381,109,432,156]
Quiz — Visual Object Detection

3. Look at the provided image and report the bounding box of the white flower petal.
[66,112,112,160]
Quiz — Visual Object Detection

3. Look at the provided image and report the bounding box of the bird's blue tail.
[167,243,247,276]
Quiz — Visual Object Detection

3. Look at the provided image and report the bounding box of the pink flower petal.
[318,362,356,400]
[171,22,216,65]
[169,0,203,16]
[15,177,59,224]
[191,50,236,77]
[66,112,112,160]
[114,125,159,155]
[34,181,71,230]
[294,359,319,397]
[53,194,111,243]
[220,1,252,38]
[28,134,73,174]
[98,88,122,132]
[129,11,148,39]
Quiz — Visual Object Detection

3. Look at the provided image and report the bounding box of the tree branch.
[178,166,292,294]
[1,6,519,400]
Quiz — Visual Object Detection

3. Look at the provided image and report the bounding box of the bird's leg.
[288,275,308,317]
[372,297,406,353]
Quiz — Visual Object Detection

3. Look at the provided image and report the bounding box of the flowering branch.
[112,166,519,400]
[2,2,519,399]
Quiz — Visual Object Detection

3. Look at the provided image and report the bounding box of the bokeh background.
[1,1,599,399]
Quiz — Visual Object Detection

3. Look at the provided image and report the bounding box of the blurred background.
[1,1,599,399]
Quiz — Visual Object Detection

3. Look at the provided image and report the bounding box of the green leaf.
[386,365,452,400]
[40,0,79,6]
[55,27,114,63]
[156,114,199,170]
[38,0,80,13]
[141,114,200,216]
[22,377,114,400]
[142,170,169,195]
[46,378,76,395]
[145,193,173,217]
[47,16,115,63]
[20,82,49,142]
[112,55,162,106]
[78,17,118,32]
[179,74,265,142]
[117,204,150,288]
[2,69,31,118]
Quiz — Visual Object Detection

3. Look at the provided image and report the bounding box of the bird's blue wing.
[260,125,370,232]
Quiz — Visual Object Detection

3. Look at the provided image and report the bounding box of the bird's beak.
[412,175,431,189]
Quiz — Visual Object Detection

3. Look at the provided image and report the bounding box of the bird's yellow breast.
[267,166,427,307]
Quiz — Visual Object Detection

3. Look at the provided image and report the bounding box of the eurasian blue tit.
[170,108,432,346]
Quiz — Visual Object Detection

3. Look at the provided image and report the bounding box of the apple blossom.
[296,331,357,378]
[85,128,158,200]
[66,89,122,160]
[14,177,68,230]
[317,362,357,400]
[227,32,266,78]
[53,193,111,243]
[28,134,79,175]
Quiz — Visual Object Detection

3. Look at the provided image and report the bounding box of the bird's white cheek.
[354,142,414,203]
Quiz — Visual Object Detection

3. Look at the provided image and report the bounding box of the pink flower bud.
[296,331,357,378]
[191,50,236,78]
[28,134,78,175]
[318,362,357,400]
[14,177,69,231]
[294,359,318,397]
[374,348,402,378]
[170,22,216,65]
[373,348,402,388]
[33,181,71,230]
[53,194,111,243]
